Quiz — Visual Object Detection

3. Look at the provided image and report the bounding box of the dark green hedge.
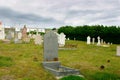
[58,25,120,44]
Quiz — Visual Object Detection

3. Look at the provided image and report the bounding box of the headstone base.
[42,61,80,77]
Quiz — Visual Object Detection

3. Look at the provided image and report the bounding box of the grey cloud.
[0,7,63,26]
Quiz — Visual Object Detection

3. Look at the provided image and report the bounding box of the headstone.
[97,36,101,45]
[44,31,58,61]
[58,33,66,47]
[0,22,5,40]
[42,31,80,77]
[101,39,103,45]
[6,31,12,40]
[18,32,22,39]
[11,32,15,38]
[87,36,91,44]
[32,34,36,39]
[34,34,42,45]
[22,25,28,40]
[92,38,95,44]
[116,46,120,56]
[67,38,70,40]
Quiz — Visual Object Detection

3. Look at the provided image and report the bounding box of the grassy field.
[0,40,120,80]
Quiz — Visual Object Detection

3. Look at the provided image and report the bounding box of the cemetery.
[0,24,120,80]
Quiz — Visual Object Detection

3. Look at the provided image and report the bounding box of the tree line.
[58,25,120,44]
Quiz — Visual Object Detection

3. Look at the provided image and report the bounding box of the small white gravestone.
[116,46,120,56]
[11,32,15,38]
[67,38,70,40]
[97,36,101,45]
[18,32,22,39]
[87,36,91,44]
[34,34,42,45]
[101,39,103,45]
[58,33,66,47]
[92,38,95,44]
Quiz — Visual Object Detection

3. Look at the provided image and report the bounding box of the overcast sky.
[0,0,120,28]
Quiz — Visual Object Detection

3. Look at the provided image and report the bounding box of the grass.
[0,40,120,80]
[60,75,86,80]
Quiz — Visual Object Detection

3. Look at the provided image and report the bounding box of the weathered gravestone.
[6,31,12,40]
[43,31,58,61]
[34,34,42,45]
[42,31,80,77]
[116,46,120,56]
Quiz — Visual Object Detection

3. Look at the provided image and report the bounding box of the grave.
[58,33,66,47]
[0,22,5,40]
[6,30,13,40]
[87,36,91,44]
[34,34,42,45]
[116,46,120,56]
[97,36,101,46]
[42,31,80,77]
[22,25,28,41]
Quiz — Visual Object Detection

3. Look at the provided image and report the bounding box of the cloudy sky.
[0,0,120,28]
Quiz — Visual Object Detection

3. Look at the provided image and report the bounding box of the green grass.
[60,75,86,80]
[0,56,13,67]
[0,40,120,80]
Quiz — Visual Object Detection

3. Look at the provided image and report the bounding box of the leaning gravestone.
[42,31,80,77]
[116,46,120,56]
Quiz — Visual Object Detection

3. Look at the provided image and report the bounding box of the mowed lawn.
[0,40,120,80]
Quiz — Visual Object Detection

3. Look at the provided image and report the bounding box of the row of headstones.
[87,36,112,45]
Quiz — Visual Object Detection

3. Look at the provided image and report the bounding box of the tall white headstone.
[58,33,66,47]
[87,36,91,44]
[117,46,120,56]
[92,38,95,44]
[97,36,101,45]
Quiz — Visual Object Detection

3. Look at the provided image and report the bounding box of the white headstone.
[58,33,66,47]
[101,39,103,44]
[92,38,95,44]
[97,36,101,45]
[18,32,22,39]
[87,36,91,44]
[34,34,42,45]
[116,46,120,56]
